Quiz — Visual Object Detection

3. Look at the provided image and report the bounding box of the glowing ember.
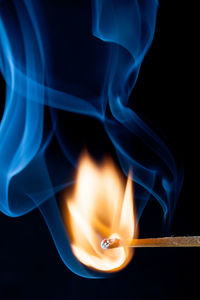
[61,152,136,272]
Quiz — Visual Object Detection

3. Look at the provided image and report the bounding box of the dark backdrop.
[0,1,196,300]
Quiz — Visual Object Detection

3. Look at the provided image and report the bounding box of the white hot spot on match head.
[101,239,115,249]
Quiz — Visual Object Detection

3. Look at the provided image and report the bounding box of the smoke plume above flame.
[0,0,183,278]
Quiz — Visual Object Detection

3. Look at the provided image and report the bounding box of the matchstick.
[101,236,200,249]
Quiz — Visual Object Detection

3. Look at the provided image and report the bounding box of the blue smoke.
[0,0,183,278]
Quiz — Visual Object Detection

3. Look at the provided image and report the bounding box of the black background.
[0,1,196,300]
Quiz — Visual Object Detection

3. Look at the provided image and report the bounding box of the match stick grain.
[101,236,200,249]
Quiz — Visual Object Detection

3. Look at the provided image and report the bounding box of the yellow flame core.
[61,153,136,272]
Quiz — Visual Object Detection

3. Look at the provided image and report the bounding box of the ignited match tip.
[101,238,120,249]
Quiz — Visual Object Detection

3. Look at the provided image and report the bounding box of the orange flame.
[61,152,136,272]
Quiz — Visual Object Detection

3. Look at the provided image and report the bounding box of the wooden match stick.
[101,236,200,249]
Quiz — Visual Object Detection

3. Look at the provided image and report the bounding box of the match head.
[101,238,120,249]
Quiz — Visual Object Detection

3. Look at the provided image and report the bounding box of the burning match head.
[101,238,121,249]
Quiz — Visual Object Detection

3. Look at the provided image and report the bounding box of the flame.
[61,152,136,272]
